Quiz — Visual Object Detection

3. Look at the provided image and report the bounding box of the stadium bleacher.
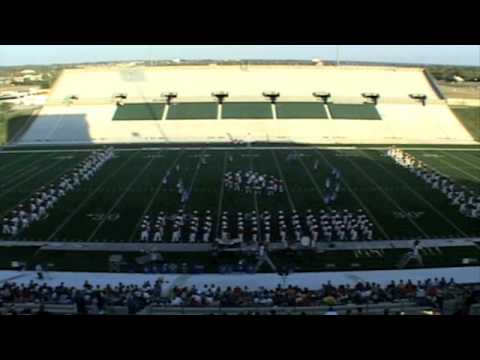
[166,102,218,120]
[113,103,165,121]
[328,103,382,120]
[12,64,476,145]
[222,102,273,119]
[276,102,329,119]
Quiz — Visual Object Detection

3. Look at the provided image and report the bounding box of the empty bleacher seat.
[328,103,382,120]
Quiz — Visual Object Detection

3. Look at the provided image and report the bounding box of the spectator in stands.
[36,303,49,315]
[324,306,338,315]
[0,277,473,314]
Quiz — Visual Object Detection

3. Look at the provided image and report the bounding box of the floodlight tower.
[313,92,331,104]
[162,92,178,105]
[409,93,427,106]
[212,91,229,104]
[362,92,381,105]
[262,91,280,104]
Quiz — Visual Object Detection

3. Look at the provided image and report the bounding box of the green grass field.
[0,107,37,145]
[1,147,480,243]
[1,146,480,272]
[451,106,480,141]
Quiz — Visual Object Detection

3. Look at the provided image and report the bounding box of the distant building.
[0,77,12,85]
[452,75,465,83]
[20,69,36,75]
[23,74,43,81]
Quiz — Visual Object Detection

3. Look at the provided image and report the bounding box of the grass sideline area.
[0,107,37,145]
[451,106,480,141]
[0,245,479,273]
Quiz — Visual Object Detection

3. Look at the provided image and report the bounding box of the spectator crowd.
[1,276,478,315]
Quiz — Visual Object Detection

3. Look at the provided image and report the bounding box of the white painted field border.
[270,149,296,210]
[86,157,156,242]
[45,152,138,242]
[368,150,468,237]
[126,151,185,242]
[350,151,430,238]
[214,152,228,239]
[313,149,391,240]
[2,266,480,290]
[2,146,480,154]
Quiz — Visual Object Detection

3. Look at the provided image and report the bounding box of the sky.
[0,45,478,67]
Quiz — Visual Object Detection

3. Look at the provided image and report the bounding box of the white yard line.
[248,146,262,240]
[0,165,41,191]
[0,154,86,219]
[86,157,156,242]
[314,149,391,240]
[45,152,138,242]
[270,149,296,210]
[444,150,480,169]
[183,148,209,211]
[0,152,37,173]
[439,151,480,182]
[0,155,63,200]
[350,151,430,238]
[126,151,184,242]
[295,150,324,198]
[375,151,468,237]
[214,152,228,239]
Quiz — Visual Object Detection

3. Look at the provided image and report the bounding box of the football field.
[1,145,480,244]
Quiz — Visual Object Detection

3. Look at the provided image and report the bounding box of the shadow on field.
[15,113,93,144]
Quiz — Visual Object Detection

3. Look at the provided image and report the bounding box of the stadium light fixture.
[161,92,178,105]
[212,91,229,104]
[362,93,380,105]
[113,93,128,100]
[262,91,280,104]
[313,92,331,104]
[409,93,427,106]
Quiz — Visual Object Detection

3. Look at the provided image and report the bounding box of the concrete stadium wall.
[49,65,441,102]
[15,65,477,145]
[16,102,476,145]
